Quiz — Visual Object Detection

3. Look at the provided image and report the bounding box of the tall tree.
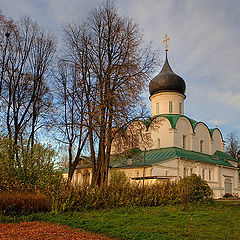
[61,1,157,186]
[55,59,88,184]
[225,131,240,159]
[0,15,56,160]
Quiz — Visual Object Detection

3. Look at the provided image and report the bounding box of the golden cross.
[163,34,170,51]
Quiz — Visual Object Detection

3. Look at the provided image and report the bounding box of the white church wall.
[148,117,174,149]
[212,129,224,152]
[221,167,239,191]
[179,159,198,178]
[152,159,179,177]
[174,117,193,150]
[193,123,211,154]
[150,92,185,116]
[114,166,152,180]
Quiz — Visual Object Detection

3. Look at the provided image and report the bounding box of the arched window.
[225,178,232,194]
[200,140,204,152]
[183,135,186,149]
[169,101,173,113]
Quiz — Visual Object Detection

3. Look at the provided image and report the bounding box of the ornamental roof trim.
[140,114,223,141]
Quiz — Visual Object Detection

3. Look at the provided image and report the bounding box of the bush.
[223,193,233,198]
[0,191,51,215]
[177,174,212,205]
[110,170,128,186]
[0,136,62,192]
[52,181,182,212]
[50,175,214,213]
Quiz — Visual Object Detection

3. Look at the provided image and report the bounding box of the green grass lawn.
[1,201,240,240]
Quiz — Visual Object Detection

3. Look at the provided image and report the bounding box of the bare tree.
[0,15,56,161]
[62,1,158,186]
[28,27,56,149]
[225,131,240,159]
[55,60,88,184]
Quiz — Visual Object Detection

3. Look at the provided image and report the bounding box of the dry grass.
[0,191,51,215]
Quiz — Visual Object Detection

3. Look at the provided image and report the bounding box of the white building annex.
[66,36,240,199]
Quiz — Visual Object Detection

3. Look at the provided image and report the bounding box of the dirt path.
[0,221,116,240]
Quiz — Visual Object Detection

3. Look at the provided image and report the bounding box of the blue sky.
[1,0,240,140]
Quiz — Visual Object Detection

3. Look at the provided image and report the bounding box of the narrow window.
[179,102,182,114]
[190,168,193,175]
[183,167,187,177]
[169,101,173,113]
[150,168,153,176]
[136,171,139,178]
[156,102,159,115]
[200,140,204,153]
[209,170,211,181]
[157,138,160,148]
[183,135,186,149]
[202,169,205,179]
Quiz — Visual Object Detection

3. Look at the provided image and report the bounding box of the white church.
[109,36,239,199]
[66,36,239,199]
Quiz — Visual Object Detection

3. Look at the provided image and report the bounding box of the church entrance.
[224,178,232,194]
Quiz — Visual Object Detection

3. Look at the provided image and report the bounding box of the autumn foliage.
[0,191,51,215]
[50,174,212,212]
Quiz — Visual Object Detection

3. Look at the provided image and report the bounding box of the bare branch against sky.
[1,0,240,138]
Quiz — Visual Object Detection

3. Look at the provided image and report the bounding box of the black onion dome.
[149,53,186,96]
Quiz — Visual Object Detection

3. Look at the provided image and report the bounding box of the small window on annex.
[183,135,186,149]
[169,101,173,113]
[156,102,159,115]
[209,170,211,181]
[157,138,161,148]
[202,169,205,180]
[179,102,182,114]
[183,167,187,177]
[190,168,193,175]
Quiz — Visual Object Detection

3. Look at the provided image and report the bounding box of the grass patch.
[1,201,240,240]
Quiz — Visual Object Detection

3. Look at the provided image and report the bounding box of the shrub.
[51,181,182,212]
[0,136,62,192]
[0,191,51,215]
[109,170,128,186]
[223,193,233,198]
[177,174,212,205]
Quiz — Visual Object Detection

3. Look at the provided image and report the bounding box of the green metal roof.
[214,150,238,162]
[110,147,236,168]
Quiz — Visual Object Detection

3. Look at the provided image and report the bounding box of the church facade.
[64,38,239,199]
[110,40,239,199]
